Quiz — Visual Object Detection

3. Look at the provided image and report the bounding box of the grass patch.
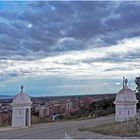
[79,121,140,137]
[78,128,89,131]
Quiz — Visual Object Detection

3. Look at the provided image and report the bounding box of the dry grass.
[79,121,140,137]
[31,115,44,124]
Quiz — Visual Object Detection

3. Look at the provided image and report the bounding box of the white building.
[114,77,138,122]
[12,85,32,128]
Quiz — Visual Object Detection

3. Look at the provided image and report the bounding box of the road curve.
[0,115,123,139]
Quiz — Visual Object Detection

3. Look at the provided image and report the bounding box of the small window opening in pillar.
[19,110,22,115]
[119,110,121,115]
[128,110,130,115]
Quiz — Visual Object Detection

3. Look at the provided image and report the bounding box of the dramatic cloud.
[0,1,140,58]
[0,1,139,95]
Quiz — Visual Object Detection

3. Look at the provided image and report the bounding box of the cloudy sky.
[0,1,139,96]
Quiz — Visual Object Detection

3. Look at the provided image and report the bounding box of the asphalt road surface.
[0,115,123,139]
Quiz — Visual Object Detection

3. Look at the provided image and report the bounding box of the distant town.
[0,93,115,126]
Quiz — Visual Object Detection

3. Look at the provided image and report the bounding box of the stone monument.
[12,86,32,128]
[114,77,138,122]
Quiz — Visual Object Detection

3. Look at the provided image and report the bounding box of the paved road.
[0,115,123,139]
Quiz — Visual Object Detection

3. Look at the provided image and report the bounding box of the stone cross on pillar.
[123,77,128,88]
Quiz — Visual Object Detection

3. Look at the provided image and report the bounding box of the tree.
[135,76,140,93]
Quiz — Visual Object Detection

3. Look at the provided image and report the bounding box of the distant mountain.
[0,95,14,99]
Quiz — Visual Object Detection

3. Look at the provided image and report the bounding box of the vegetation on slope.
[69,97,115,119]
[79,118,140,137]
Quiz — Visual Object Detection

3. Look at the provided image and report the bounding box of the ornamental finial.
[21,85,24,93]
[123,77,125,89]
[124,78,128,88]
[123,77,128,88]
